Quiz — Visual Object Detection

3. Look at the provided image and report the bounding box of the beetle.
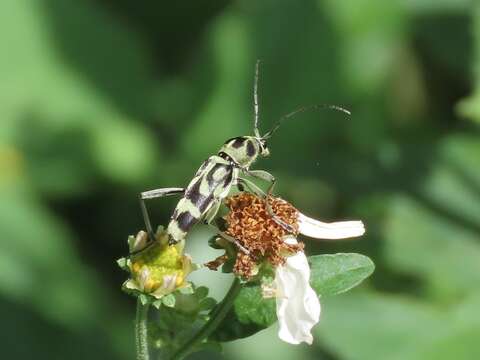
[139,61,350,249]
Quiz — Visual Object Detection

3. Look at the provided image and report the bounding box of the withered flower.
[223,193,302,278]
[216,192,365,345]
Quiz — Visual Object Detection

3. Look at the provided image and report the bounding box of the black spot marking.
[185,178,205,206]
[223,167,234,187]
[246,140,256,157]
[231,137,246,148]
[176,211,198,232]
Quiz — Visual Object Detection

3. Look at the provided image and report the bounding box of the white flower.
[273,212,365,345]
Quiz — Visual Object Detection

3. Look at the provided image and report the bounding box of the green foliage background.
[1,0,480,359]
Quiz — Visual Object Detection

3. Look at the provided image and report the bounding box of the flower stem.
[170,277,242,360]
[135,298,150,360]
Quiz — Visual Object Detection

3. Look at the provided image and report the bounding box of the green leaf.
[139,294,149,306]
[210,285,276,342]
[195,286,209,299]
[199,297,217,311]
[309,253,375,297]
[152,300,163,310]
[116,257,127,269]
[162,294,176,308]
[233,285,277,327]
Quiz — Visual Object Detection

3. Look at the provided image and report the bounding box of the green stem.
[135,299,150,360]
[170,277,242,360]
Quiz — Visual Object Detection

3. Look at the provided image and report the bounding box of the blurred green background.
[2,0,480,359]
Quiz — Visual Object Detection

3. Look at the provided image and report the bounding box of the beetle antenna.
[263,104,351,139]
[253,60,261,138]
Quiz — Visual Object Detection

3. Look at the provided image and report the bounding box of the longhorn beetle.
[139,61,350,250]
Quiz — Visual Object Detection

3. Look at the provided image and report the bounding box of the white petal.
[162,274,178,292]
[123,279,141,292]
[138,267,150,291]
[151,274,178,299]
[128,230,149,253]
[298,212,365,239]
[275,236,320,345]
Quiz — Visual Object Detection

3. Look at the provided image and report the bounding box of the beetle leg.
[236,177,266,197]
[203,199,221,225]
[139,187,185,245]
[244,169,296,234]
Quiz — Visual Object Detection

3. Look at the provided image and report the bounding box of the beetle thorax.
[219,136,260,168]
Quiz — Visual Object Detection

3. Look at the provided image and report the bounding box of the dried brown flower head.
[223,193,303,278]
